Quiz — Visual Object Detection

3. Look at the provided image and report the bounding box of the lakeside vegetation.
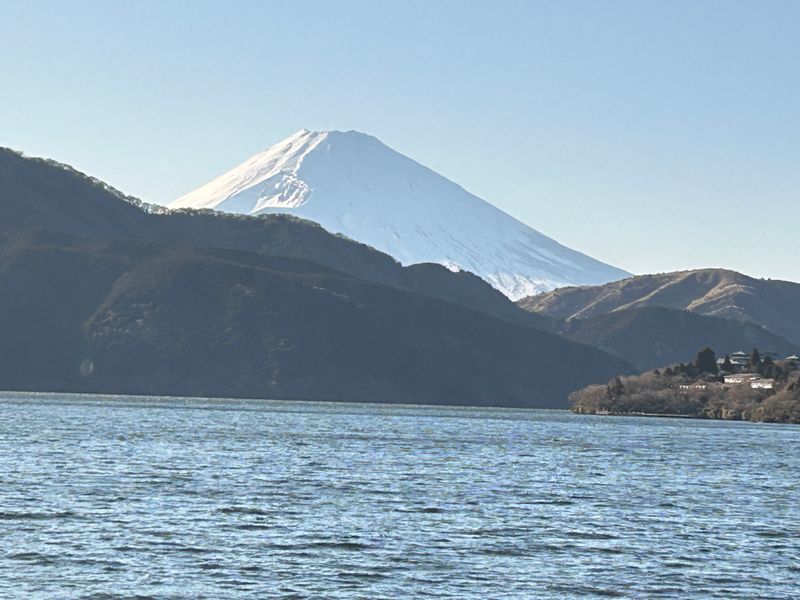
[570,348,800,424]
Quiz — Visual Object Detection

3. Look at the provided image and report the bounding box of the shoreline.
[574,409,799,425]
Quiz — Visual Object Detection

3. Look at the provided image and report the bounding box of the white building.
[679,383,708,390]
[751,379,775,389]
[724,374,762,385]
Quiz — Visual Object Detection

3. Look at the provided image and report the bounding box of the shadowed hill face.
[0,148,630,406]
[154,211,551,330]
[560,306,797,371]
[0,234,632,407]
[0,148,149,234]
[519,269,800,346]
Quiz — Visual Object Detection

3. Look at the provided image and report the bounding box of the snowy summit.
[171,129,630,298]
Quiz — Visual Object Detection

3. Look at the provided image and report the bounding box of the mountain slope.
[0,148,632,407]
[519,269,800,345]
[560,306,797,371]
[171,129,630,299]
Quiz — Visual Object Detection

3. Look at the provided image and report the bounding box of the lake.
[1,392,798,598]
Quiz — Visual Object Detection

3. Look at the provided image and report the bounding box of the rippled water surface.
[1,392,799,599]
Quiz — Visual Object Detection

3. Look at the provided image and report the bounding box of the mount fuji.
[171,129,630,299]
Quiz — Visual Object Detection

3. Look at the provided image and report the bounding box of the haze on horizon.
[1,0,798,283]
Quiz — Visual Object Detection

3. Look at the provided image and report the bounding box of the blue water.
[1,392,799,599]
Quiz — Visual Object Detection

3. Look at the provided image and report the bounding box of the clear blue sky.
[2,0,798,282]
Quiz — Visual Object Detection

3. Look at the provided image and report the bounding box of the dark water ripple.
[1,392,799,598]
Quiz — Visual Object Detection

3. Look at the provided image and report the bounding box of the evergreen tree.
[695,347,718,374]
[606,376,624,399]
[750,348,762,369]
[760,355,775,378]
[722,355,734,372]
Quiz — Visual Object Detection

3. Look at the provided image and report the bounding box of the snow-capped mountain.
[171,129,630,298]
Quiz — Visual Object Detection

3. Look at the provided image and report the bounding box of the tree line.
[570,347,800,424]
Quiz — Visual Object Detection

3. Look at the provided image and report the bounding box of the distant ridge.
[519,269,800,347]
[171,129,630,299]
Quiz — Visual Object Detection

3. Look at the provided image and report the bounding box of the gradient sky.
[1,0,798,282]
